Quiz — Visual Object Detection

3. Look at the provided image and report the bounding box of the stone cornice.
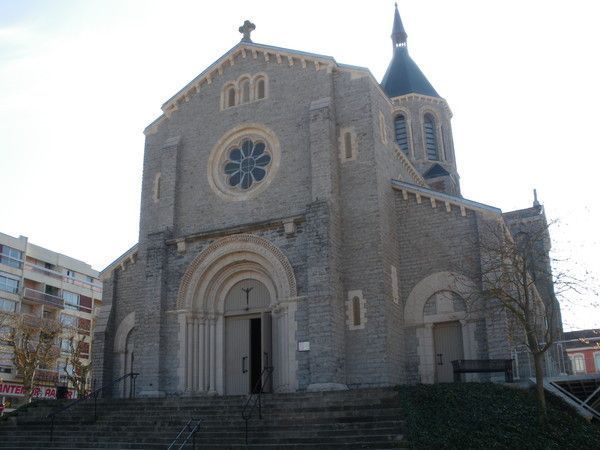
[165,214,305,247]
[100,243,139,278]
[392,179,502,217]
[390,143,427,187]
[391,93,453,117]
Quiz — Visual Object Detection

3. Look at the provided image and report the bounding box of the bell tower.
[382,3,461,196]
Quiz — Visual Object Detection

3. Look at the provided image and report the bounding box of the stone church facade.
[92,7,558,396]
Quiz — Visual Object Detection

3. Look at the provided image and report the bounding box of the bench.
[451,359,514,383]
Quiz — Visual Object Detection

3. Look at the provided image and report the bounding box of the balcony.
[26,264,63,281]
[23,262,103,295]
[23,288,64,309]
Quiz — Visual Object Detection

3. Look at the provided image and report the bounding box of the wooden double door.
[225,312,272,395]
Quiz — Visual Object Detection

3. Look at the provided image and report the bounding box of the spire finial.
[533,189,540,207]
[239,20,256,43]
[391,2,408,49]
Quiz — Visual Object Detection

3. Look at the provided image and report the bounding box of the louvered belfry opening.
[424,114,438,160]
[394,114,409,154]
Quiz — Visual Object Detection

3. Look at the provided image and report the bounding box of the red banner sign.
[0,382,77,399]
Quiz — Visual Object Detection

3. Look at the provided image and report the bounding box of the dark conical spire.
[391,3,408,48]
[381,4,440,98]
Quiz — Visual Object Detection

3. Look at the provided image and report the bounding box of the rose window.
[224,139,272,190]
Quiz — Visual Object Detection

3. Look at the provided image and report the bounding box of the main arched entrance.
[176,234,298,395]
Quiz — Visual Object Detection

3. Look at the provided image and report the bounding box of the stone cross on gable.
[239,20,256,42]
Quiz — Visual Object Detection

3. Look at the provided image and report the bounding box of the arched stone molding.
[405,271,479,384]
[175,234,298,395]
[113,312,135,397]
[404,271,476,326]
[114,311,135,353]
[206,123,281,201]
[177,234,296,310]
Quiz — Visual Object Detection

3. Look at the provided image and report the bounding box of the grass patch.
[396,382,600,449]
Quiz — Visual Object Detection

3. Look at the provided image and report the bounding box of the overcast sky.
[0,0,598,330]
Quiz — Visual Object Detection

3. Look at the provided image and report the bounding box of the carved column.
[197,316,206,392]
[208,315,217,394]
[186,315,193,393]
[192,317,199,392]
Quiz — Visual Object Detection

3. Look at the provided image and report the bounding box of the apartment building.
[0,232,102,410]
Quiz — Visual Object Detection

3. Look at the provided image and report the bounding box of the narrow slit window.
[394,114,409,154]
[424,114,438,160]
[344,132,353,159]
[153,173,161,202]
[352,297,361,326]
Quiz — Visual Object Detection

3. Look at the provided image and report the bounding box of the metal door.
[225,317,250,395]
[433,321,464,383]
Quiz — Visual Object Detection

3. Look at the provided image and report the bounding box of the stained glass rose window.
[224,139,272,190]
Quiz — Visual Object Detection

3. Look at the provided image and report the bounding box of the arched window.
[424,113,439,160]
[344,132,353,159]
[240,79,250,103]
[256,78,266,99]
[227,86,236,108]
[394,114,409,154]
[352,297,361,326]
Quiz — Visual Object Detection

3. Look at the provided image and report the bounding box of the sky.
[0,0,598,331]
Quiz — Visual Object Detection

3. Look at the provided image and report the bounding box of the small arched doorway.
[405,272,478,384]
[113,311,135,398]
[224,279,272,395]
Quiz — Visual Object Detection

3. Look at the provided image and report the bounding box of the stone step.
[0,388,405,448]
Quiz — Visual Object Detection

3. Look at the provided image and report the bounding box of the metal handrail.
[549,379,600,420]
[47,371,139,442]
[242,365,274,445]
[166,418,201,450]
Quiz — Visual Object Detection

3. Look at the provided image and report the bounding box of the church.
[92,6,557,396]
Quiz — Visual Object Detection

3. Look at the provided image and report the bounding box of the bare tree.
[61,332,91,398]
[0,311,62,403]
[469,216,586,423]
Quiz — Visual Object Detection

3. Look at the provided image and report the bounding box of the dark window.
[227,87,236,107]
[240,79,250,103]
[344,132,353,159]
[352,297,361,326]
[424,114,439,160]
[256,79,265,99]
[394,114,409,154]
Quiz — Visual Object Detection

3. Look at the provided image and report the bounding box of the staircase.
[0,387,405,449]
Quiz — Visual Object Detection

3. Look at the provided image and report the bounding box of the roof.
[159,41,370,114]
[391,179,502,216]
[381,46,439,98]
[563,329,600,342]
[423,164,450,179]
[503,205,544,221]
